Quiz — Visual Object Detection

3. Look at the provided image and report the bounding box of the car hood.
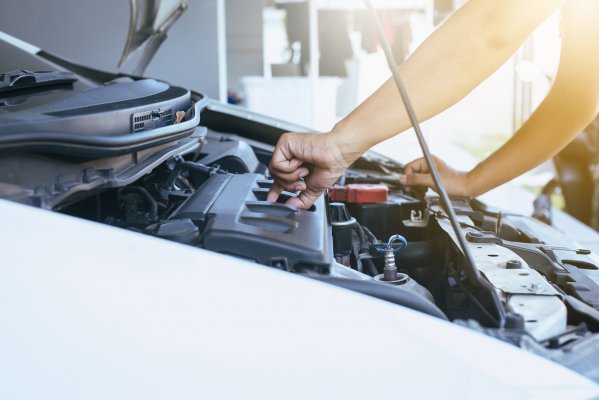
[118,0,188,75]
[1,198,598,399]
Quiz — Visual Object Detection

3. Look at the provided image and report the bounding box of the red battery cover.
[328,184,388,203]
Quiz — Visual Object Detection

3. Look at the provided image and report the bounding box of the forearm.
[467,96,598,197]
[332,0,565,155]
[466,0,599,197]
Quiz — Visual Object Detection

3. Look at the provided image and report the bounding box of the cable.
[375,234,408,255]
[353,223,381,276]
[165,161,226,189]
[353,223,368,247]
[362,226,379,242]
[362,0,505,327]
[364,258,380,276]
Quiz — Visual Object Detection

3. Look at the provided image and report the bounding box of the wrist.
[331,117,378,154]
[465,169,484,198]
[327,125,366,168]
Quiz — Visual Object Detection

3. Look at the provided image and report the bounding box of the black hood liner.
[0,77,207,157]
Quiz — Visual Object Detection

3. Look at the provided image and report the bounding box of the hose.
[165,161,226,189]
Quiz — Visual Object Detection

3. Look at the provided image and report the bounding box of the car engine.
[42,119,599,381]
[1,56,598,382]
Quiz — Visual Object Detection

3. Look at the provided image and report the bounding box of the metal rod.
[362,0,505,326]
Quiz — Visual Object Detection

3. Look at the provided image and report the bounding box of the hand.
[399,156,473,197]
[267,131,358,209]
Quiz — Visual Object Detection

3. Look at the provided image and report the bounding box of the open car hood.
[118,0,188,75]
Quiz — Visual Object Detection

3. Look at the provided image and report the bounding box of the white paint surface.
[1,199,598,399]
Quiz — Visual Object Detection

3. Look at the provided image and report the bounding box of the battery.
[328,184,388,203]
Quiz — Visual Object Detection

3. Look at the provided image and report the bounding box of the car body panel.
[1,199,598,399]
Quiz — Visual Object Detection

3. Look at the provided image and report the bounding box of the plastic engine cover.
[171,174,333,273]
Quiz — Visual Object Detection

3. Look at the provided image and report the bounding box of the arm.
[333,0,568,155]
[403,0,599,197]
[268,0,567,209]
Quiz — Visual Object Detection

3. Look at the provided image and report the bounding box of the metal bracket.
[403,209,430,227]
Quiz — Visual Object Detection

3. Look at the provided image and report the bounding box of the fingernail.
[399,175,407,184]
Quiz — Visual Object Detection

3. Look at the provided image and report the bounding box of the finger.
[269,178,307,195]
[293,181,307,192]
[404,157,429,175]
[269,167,309,184]
[401,172,435,189]
[286,187,323,210]
[266,182,284,202]
[269,133,304,173]
[269,156,304,174]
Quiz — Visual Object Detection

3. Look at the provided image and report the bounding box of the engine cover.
[171,173,333,273]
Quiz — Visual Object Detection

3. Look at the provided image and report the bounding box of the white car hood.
[1,199,598,399]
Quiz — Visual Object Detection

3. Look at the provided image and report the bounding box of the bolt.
[527,283,543,293]
[506,260,522,269]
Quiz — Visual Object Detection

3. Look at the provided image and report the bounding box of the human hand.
[399,156,473,197]
[267,131,358,209]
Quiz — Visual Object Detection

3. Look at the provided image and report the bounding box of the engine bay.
[52,123,599,381]
[1,69,598,382]
[2,3,599,392]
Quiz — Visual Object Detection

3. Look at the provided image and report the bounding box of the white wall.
[225,0,266,94]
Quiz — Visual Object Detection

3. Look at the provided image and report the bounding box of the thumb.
[400,172,435,189]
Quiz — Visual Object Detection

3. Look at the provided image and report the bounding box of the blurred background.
[224,0,565,218]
